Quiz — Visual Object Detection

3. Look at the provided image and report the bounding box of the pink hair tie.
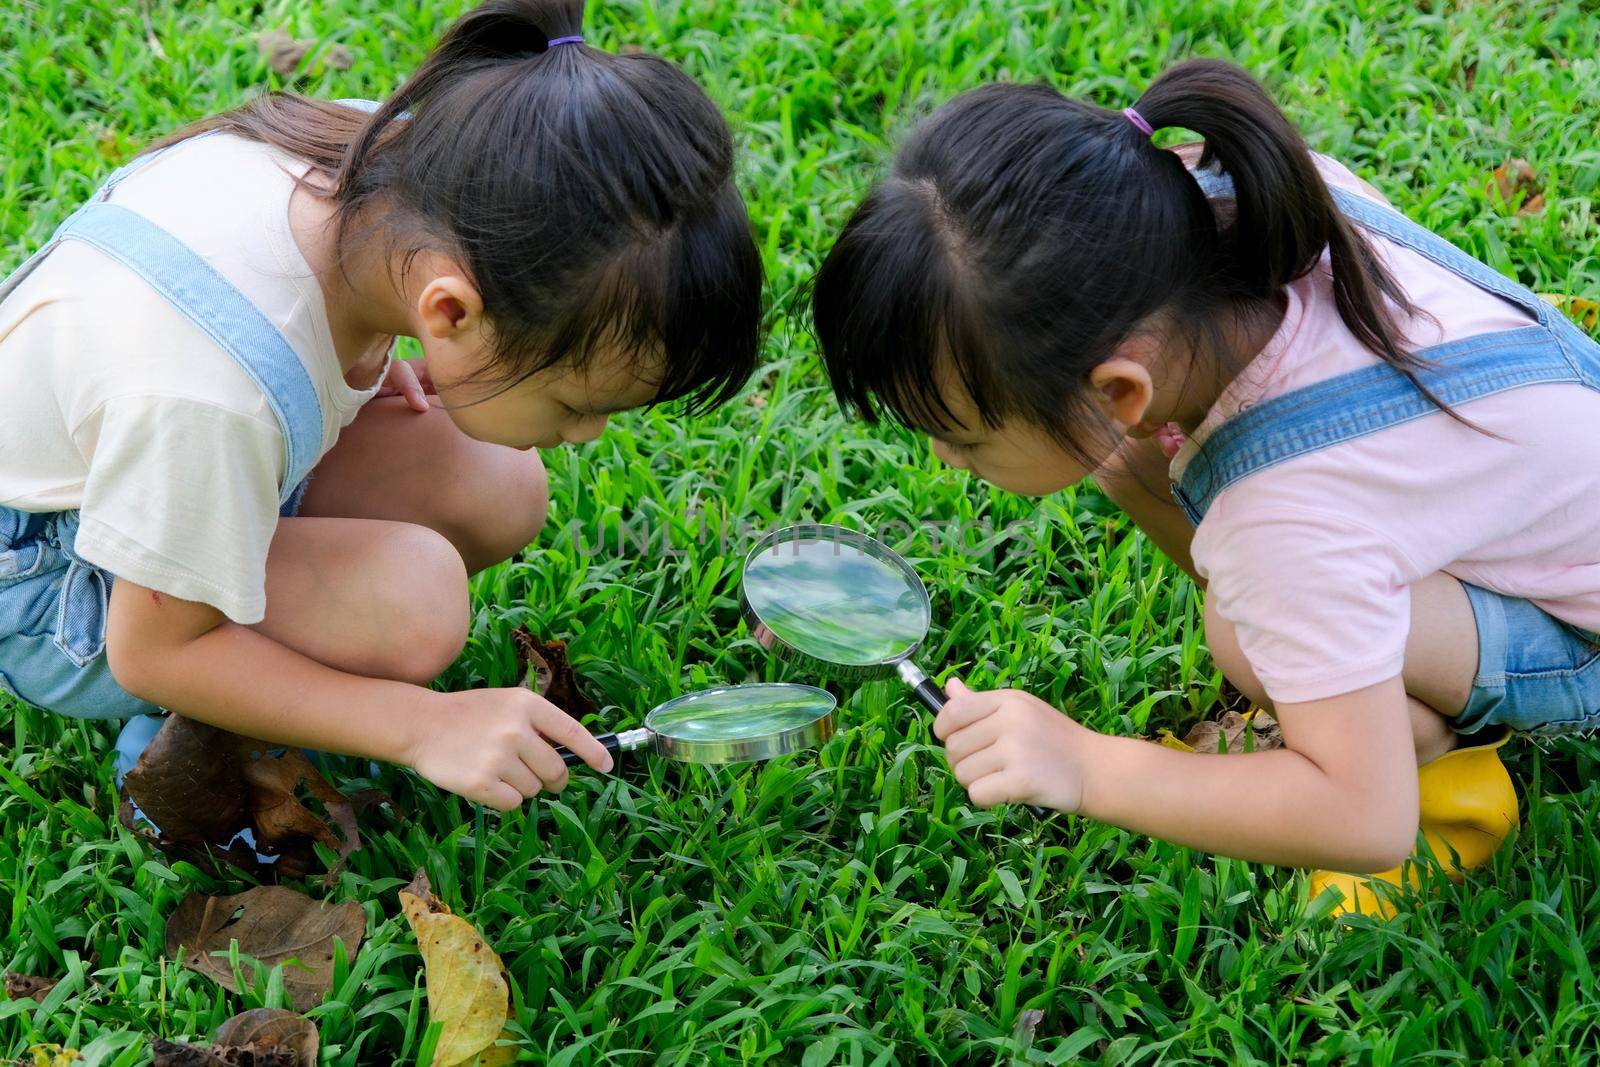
[1122,107,1155,137]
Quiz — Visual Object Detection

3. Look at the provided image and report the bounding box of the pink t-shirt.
[1171,156,1600,705]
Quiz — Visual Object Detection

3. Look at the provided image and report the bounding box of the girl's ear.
[416,270,485,339]
[1087,357,1157,434]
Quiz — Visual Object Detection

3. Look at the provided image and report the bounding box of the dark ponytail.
[153,0,762,412]
[814,59,1423,456]
[1133,59,1417,370]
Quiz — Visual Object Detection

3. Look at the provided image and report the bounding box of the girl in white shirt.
[0,0,762,811]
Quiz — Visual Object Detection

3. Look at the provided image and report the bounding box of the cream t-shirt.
[0,133,387,623]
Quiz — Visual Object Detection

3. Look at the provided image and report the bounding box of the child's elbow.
[105,621,174,706]
[1344,806,1419,874]
[106,640,158,705]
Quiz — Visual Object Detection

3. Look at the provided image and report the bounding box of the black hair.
[813,58,1424,455]
[156,0,762,412]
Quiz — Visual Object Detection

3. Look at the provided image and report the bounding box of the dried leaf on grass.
[120,715,376,881]
[14,1047,79,1067]
[1157,709,1284,754]
[164,886,365,1012]
[399,870,519,1067]
[513,628,600,717]
[150,1008,317,1067]
[257,29,312,75]
[324,44,355,71]
[1540,293,1600,333]
[3,972,59,1003]
[1489,157,1544,215]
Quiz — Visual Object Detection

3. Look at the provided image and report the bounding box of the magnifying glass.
[742,525,1052,818]
[740,524,948,713]
[553,682,836,767]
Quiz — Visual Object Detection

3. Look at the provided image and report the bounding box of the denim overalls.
[0,143,326,730]
[1171,183,1600,735]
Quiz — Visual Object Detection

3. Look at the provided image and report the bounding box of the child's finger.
[531,698,614,772]
[933,688,1000,740]
[480,780,524,812]
[951,743,1007,789]
[519,735,571,793]
[943,715,1002,764]
[395,362,430,412]
[965,770,1020,810]
[945,676,970,697]
[499,757,544,799]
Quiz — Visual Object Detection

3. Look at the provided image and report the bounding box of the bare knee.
[448,448,549,573]
[374,525,470,685]
[1204,595,1271,709]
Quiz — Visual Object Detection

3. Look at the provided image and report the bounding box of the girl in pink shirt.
[812,58,1600,913]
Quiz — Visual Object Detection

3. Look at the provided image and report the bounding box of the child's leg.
[297,397,548,574]
[257,517,470,686]
[248,395,549,686]
[1205,572,1477,766]
[1093,436,1202,584]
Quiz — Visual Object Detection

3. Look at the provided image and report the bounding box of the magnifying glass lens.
[648,685,834,743]
[743,538,929,666]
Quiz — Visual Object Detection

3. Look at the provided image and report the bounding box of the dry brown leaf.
[122,717,247,847]
[1489,158,1543,213]
[1169,709,1284,754]
[216,1008,319,1067]
[148,1009,315,1067]
[513,629,600,717]
[1540,293,1600,333]
[3,972,59,1003]
[324,44,355,71]
[120,715,374,881]
[257,29,312,76]
[399,870,519,1067]
[165,886,365,1012]
[239,745,363,879]
[150,1038,296,1067]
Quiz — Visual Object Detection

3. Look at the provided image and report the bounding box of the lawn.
[4,0,1600,1063]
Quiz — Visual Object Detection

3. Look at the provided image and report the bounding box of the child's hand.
[933,679,1096,813]
[409,687,613,810]
[378,357,435,413]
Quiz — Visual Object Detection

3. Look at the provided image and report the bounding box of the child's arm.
[104,578,613,808]
[935,677,1420,872]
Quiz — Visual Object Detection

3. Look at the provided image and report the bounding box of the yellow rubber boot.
[1310,729,1518,918]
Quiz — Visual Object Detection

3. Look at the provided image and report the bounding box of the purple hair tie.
[1122,107,1155,137]
[547,35,585,47]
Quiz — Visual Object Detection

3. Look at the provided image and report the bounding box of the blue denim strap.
[1171,186,1600,525]
[1326,187,1560,328]
[51,203,324,502]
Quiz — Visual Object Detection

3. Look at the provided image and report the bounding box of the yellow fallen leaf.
[1155,730,1195,752]
[399,870,518,1067]
[26,1046,81,1067]
[1539,293,1600,333]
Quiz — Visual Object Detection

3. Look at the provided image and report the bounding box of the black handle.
[911,675,948,713]
[555,732,621,767]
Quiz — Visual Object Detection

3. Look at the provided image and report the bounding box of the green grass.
[4,0,1600,1062]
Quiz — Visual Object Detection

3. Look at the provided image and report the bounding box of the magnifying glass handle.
[554,728,650,768]
[556,733,619,767]
[896,660,947,712]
